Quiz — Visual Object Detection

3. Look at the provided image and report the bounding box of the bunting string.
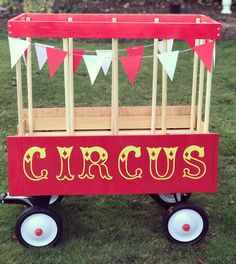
[9,37,215,84]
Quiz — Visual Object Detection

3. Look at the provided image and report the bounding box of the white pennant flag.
[8,37,30,68]
[96,50,112,76]
[157,50,179,81]
[158,39,174,53]
[83,55,105,85]
[35,43,54,70]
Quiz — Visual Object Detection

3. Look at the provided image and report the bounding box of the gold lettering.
[118,146,142,180]
[56,147,74,181]
[147,147,178,180]
[183,145,206,179]
[78,147,112,180]
[23,147,48,181]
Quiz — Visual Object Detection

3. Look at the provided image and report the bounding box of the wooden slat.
[111,17,119,134]
[68,17,74,134]
[26,16,33,135]
[63,38,70,133]
[151,18,159,134]
[197,39,206,132]
[161,40,168,133]
[30,128,195,137]
[16,59,24,135]
[190,18,201,131]
[23,105,193,118]
[25,114,191,132]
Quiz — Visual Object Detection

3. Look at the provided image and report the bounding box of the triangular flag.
[185,38,196,50]
[126,45,144,57]
[157,50,179,81]
[120,56,142,85]
[35,43,54,70]
[8,37,30,68]
[158,39,174,53]
[96,50,112,76]
[193,41,214,72]
[46,47,68,78]
[73,49,85,74]
[83,55,104,85]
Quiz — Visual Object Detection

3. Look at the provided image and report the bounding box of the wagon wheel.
[162,203,208,245]
[150,193,191,209]
[15,206,63,247]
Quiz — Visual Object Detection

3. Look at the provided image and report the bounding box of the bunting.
[120,56,142,85]
[158,39,174,53]
[73,49,85,74]
[157,50,179,81]
[185,38,196,50]
[83,55,105,85]
[8,39,216,85]
[193,41,214,72]
[35,43,54,70]
[46,47,68,78]
[8,37,30,68]
[126,45,144,57]
[96,50,112,76]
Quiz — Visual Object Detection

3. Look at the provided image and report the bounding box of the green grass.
[0,31,236,264]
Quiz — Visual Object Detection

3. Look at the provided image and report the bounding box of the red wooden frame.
[7,133,219,196]
[8,13,221,39]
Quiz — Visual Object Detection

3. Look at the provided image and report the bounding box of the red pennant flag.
[120,56,142,85]
[73,49,85,74]
[193,41,214,72]
[185,39,196,50]
[126,45,144,57]
[46,47,68,78]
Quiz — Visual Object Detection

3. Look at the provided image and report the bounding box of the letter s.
[183,145,206,179]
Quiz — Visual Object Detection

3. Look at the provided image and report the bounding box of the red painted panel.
[7,133,219,196]
[8,13,221,39]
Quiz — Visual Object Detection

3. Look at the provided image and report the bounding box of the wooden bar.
[190,18,201,132]
[16,59,24,135]
[68,17,74,134]
[111,17,119,134]
[26,115,191,132]
[63,38,70,133]
[151,18,159,134]
[23,105,192,132]
[197,39,206,132]
[204,55,213,132]
[161,39,168,133]
[26,16,33,135]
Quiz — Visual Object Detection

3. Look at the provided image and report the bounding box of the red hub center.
[182,224,190,232]
[34,228,43,236]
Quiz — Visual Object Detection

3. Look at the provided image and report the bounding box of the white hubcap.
[21,213,58,247]
[168,209,204,242]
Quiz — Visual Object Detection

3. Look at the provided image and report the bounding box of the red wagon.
[2,13,221,247]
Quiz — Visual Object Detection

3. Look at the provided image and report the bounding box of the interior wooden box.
[21,105,196,135]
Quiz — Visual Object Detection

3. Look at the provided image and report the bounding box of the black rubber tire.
[150,193,191,209]
[162,203,209,245]
[15,206,63,247]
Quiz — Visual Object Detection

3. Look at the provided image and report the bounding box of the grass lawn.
[0,31,235,264]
